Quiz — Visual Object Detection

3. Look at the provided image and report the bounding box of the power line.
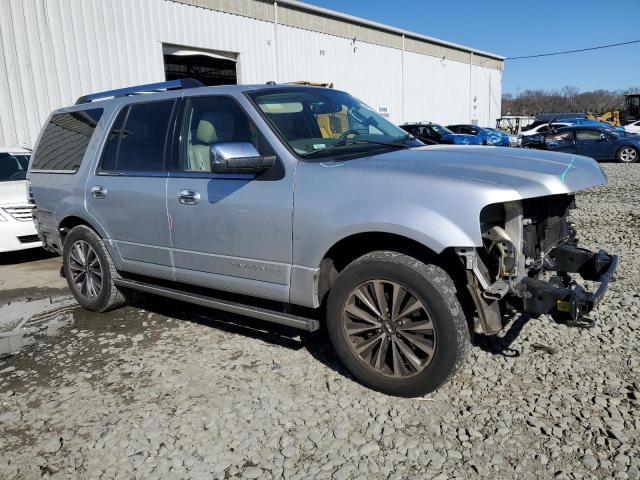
[505,39,640,60]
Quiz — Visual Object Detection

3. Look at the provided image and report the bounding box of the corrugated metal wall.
[0,0,502,148]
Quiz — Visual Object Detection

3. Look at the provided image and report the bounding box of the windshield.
[249,88,420,159]
[0,153,30,182]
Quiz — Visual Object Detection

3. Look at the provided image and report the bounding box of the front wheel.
[617,146,638,163]
[62,225,127,312]
[326,251,470,397]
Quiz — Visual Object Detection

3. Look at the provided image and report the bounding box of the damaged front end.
[457,194,617,334]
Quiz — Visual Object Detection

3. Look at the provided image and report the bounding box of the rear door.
[86,99,177,279]
[166,94,294,301]
[575,129,614,160]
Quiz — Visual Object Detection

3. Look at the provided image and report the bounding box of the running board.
[114,278,320,332]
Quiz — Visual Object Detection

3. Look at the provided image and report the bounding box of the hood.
[296,146,608,256]
[334,145,607,199]
[0,180,28,206]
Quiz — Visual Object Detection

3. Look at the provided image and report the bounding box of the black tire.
[326,251,470,397]
[617,145,639,163]
[62,225,127,312]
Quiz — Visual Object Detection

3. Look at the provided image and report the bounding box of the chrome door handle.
[178,189,200,205]
[91,185,107,199]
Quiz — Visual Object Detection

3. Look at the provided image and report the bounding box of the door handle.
[178,189,200,205]
[91,185,107,199]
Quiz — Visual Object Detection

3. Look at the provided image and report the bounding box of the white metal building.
[0,0,504,148]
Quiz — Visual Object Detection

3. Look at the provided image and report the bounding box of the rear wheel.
[617,146,638,163]
[62,225,127,312]
[326,251,470,397]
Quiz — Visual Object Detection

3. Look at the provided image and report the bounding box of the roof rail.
[75,78,205,105]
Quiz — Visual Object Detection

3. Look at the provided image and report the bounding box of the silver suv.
[28,80,617,397]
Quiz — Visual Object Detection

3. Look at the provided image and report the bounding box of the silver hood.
[350,145,607,198]
[294,146,607,263]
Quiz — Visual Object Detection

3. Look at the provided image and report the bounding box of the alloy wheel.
[68,240,103,299]
[619,147,638,163]
[342,280,436,378]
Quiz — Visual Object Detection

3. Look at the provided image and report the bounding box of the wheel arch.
[57,214,123,270]
[314,231,465,307]
[58,215,106,245]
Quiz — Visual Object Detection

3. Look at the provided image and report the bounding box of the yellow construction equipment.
[586,111,621,126]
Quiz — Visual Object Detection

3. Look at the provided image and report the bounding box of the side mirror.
[599,133,608,141]
[210,142,276,174]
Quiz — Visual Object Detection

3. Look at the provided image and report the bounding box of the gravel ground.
[1,163,639,480]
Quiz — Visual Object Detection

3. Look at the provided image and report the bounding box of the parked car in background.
[523,126,640,163]
[560,117,625,132]
[446,124,509,146]
[520,122,571,137]
[483,128,511,147]
[29,80,617,397]
[400,122,482,145]
[624,120,640,134]
[0,147,42,252]
[446,124,488,144]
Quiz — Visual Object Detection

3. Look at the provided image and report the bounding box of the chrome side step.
[114,278,320,332]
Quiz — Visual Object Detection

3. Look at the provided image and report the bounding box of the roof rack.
[75,78,204,105]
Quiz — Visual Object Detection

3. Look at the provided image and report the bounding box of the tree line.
[501,86,640,116]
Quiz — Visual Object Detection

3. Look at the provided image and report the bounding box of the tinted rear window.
[100,100,175,172]
[32,109,103,172]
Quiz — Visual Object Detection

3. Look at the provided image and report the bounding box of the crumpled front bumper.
[516,244,617,322]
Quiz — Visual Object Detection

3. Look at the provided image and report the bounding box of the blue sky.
[304,0,640,95]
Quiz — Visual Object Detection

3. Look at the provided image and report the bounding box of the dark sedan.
[523,126,640,163]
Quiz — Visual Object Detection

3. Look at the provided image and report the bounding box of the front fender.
[297,199,480,270]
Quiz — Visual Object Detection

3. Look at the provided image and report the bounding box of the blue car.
[560,117,625,132]
[400,123,482,145]
[527,125,639,163]
[483,128,511,146]
[446,124,509,146]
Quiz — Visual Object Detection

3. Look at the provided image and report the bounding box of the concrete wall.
[0,0,502,148]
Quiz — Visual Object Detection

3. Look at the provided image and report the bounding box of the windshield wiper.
[301,135,414,158]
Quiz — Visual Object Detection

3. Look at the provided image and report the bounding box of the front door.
[166,95,294,301]
[86,99,176,279]
[575,129,614,160]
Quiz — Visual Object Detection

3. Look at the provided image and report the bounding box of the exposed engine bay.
[457,194,617,334]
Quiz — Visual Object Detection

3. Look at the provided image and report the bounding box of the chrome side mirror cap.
[210,142,276,174]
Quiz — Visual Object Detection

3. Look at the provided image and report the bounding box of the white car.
[624,120,640,134]
[519,122,571,137]
[0,147,42,253]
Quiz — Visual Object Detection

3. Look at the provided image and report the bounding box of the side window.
[183,96,265,172]
[545,131,574,149]
[576,130,603,141]
[32,109,103,172]
[100,100,175,172]
[537,125,549,134]
[100,110,126,171]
